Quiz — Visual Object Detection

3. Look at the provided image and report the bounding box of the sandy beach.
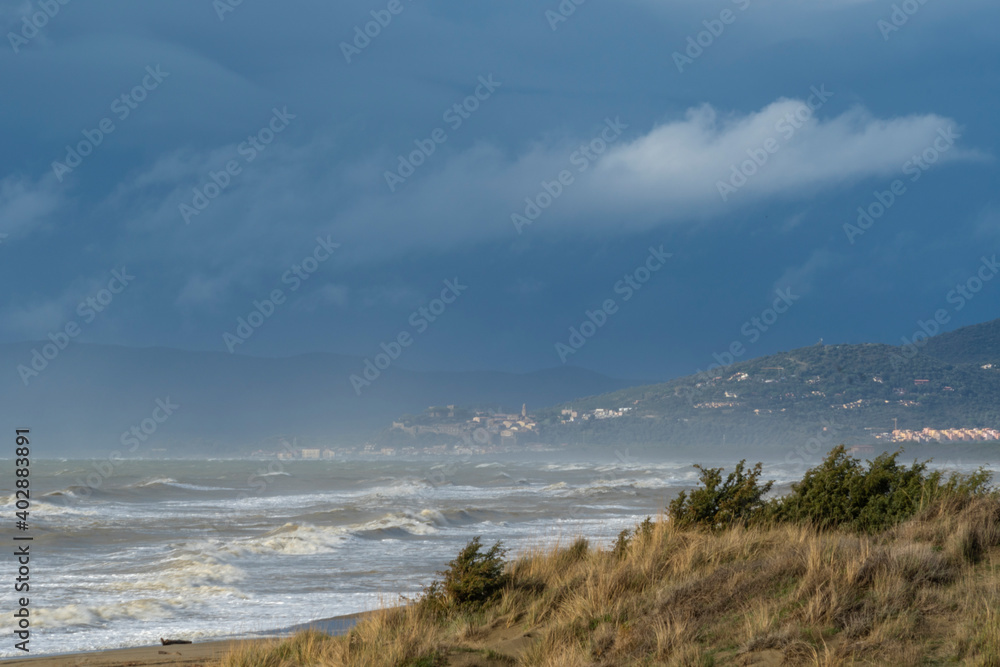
[1,638,248,667]
[0,613,368,667]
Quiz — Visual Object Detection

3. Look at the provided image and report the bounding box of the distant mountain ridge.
[530,318,1000,454]
[0,342,642,455]
[922,318,1000,365]
[5,318,999,457]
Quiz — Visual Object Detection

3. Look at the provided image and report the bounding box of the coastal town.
[242,360,1000,459]
[878,427,1000,443]
[372,403,636,455]
[244,387,1000,458]
[248,403,641,458]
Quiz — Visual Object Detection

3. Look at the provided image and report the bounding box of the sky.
[1,0,998,381]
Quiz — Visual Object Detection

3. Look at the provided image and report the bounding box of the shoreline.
[0,611,371,666]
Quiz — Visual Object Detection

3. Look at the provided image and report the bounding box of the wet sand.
[2,638,249,667]
[0,612,369,666]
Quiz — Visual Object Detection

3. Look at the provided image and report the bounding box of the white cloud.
[772,249,842,297]
[328,98,982,254]
[1,297,73,337]
[0,274,106,337]
[0,174,62,240]
[175,273,236,309]
[293,284,350,312]
[114,97,984,280]
[590,101,981,220]
[974,205,1000,240]
[0,2,36,35]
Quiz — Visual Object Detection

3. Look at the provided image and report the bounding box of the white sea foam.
[541,463,591,472]
[132,477,180,488]
[240,523,351,555]
[360,479,433,498]
[8,457,676,658]
[30,598,182,629]
[158,553,247,585]
[222,510,452,556]
[1,496,97,517]
[165,481,236,492]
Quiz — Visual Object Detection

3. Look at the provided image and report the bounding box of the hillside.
[531,318,1000,454]
[923,317,1000,365]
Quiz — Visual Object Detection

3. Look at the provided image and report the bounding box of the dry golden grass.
[219,496,1000,666]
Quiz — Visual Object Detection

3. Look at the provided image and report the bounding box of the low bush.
[670,445,994,533]
[422,537,507,611]
[668,460,774,529]
[771,445,992,532]
[612,516,654,559]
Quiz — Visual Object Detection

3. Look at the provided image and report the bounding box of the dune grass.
[219,450,1000,665]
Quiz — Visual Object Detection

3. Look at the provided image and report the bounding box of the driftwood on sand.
[160,638,193,645]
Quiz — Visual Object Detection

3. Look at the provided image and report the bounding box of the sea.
[0,456,991,657]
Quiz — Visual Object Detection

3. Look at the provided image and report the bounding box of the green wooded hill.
[923,317,1000,365]
[534,318,1000,454]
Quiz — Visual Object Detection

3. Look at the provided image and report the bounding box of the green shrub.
[635,515,654,542]
[612,528,632,560]
[557,537,589,567]
[402,652,446,667]
[422,537,507,611]
[668,460,774,529]
[612,516,655,560]
[770,445,993,533]
[667,447,993,533]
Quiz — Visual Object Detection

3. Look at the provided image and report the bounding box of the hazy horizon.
[2,1,999,382]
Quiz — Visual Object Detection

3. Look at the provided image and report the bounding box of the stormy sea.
[2,456,990,657]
